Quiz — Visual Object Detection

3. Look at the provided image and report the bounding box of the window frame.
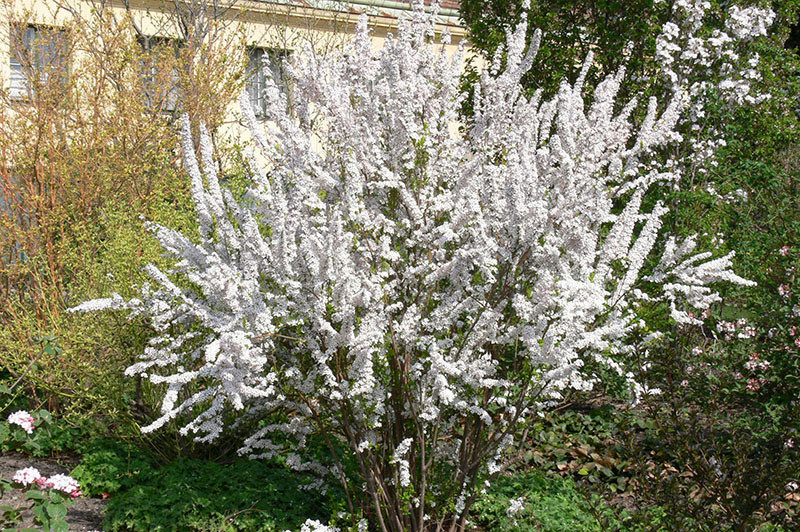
[246,46,291,119]
[138,35,183,113]
[8,24,69,100]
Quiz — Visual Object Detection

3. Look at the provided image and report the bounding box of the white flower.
[12,467,42,486]
[46,474,80,494]
[299,520,339,532]
[507,496,526,517]
[726,5,775,40]
[72,1,756,525]
[7,410,35,434]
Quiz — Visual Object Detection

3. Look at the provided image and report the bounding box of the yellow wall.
[0,0,473,143]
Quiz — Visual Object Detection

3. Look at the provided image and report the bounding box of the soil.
[0,452,106,531]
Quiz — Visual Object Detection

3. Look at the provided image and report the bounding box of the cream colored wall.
[0,0,476,152]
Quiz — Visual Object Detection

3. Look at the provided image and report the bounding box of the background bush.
[460,1,800,529]
[0,3,246,452]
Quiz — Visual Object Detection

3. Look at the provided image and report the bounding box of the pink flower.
[738,326,756,339]
[791,326,798,336]
[746,378,761,391]
[746,353,771,372]
[779,284,792,298]
[795,337,800,348]
[7,410,35,434]
[780,245,790,256]
[12,467,42,487]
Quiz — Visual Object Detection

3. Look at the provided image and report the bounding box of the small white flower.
[507,496,526,517]
[7,410,35,434]
[46,474,80,494]
[12,467,42,486]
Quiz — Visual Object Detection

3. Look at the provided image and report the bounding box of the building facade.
[1,0,467,135]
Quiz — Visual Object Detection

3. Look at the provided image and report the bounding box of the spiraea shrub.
[73,1,774,530]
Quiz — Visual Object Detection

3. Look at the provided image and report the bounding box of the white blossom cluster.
[12,467,42,486]
[7,410,35,434]
[655,0,773,103]
[72,1,757,528]
[654,0,774,177]
[506,496,526,517]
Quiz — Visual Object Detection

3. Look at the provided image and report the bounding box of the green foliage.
[460,0,800,99]
[471,470,671,532]
[460,0,665,101]
[70,438,155,498]
[27,489,72,532]
[101,456,332,532]
[0,487,74,532]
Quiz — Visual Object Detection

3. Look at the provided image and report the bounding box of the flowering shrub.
[626,242,800,529]
[73,2,764,530]
[462,0,798,528]
[0,411,82,532]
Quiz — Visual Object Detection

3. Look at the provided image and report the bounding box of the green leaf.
[36,410,52,424]
[50,519,69,532]
[32,502,48,524]
[46,502,67,519]
[25,489,46,500]
[578,467,590,476]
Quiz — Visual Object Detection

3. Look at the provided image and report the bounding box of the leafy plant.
[470,469,677,532]
[101,457,332,532]
[0,410,82,532]
[70,438,156,498]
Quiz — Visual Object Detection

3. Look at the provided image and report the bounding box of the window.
[9,25,68,99]
[247,47,290,118]
[139,36,182,112]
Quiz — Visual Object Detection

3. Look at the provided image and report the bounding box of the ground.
[0,452,106,531]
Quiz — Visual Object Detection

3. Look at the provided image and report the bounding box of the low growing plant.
[101,456,331,532]
[0,410,83,532]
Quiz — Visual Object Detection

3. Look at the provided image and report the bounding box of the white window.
[139,36,181,112]
[9,25,68,99]
[247,47,290,118]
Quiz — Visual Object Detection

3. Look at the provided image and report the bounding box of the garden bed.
[0,452,106,531]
